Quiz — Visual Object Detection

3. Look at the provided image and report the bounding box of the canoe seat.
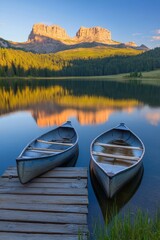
[92,151,140,161]
[37,139,73,146]
[94,142,143,150]
[27,147,64,154]
[96,157,134,166]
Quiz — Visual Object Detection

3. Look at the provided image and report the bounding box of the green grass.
[93,209,160,240]
[89,69,160,82]
[140,69,160,79]
[54,46,143,60]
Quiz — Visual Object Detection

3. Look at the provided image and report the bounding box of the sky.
[0,0,160,48]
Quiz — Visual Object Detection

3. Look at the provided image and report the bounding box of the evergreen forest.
[0,47,160,77]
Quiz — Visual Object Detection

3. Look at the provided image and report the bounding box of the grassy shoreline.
[93,209,160,240]
[0,69,160,81]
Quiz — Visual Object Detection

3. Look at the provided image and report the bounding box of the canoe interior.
[20,126,77,159]
[92,127,144,175]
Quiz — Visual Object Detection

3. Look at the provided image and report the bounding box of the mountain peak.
[28,23,70,42]
[28,23,113,44]
[75,26,112,43]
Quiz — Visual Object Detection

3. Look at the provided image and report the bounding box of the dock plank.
[0,176,87,183]
[0,221,88,234]
[0,233,87,240]
[0,186,88,195]
[0,209,87,224]
[0,202,88,213]
[0,178,87,189]
[2,167,87,178]
[0,166,89,239]
[0,193,88,204]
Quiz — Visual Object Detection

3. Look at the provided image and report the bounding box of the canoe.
[90,123,145,198]
[16,121,79,184]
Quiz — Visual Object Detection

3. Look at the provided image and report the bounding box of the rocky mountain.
[0,23,149,53]
[0,38,11,48]
[28,23,70,42]
[75,26,113,43]
[28,24,114,44]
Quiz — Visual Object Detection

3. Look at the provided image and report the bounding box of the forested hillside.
[0,47,160,77]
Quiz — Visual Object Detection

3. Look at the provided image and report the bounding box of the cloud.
[150,29,160,41]
[152,36,160,41]
[155,29,160,34]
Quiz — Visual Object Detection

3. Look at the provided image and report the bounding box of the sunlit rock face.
[75,26,112,43]
[28,23,70,41]
[28,24,112,44]
[125,41,137,47]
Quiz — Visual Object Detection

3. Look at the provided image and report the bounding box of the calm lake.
[0,78,160,231]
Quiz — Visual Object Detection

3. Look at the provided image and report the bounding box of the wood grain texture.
[0,166,89,238]
[0,221,88,234]
[2,167,88,178]
[0,209,87,224]
[0,233,88,240]
[0,202,88,213]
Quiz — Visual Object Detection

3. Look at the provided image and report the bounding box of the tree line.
[0,47,160,77]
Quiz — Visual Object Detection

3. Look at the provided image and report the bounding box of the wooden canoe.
[16,121,79,184]
[90,123,145,198]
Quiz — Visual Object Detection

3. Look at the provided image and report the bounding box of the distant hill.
[0,47,159,77]
[0,23,149,53]
[54,46,143,60]
[0,38,11,48]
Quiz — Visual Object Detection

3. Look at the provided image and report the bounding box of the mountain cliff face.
[28,23,113,44]
[75,26,112,43]
[28,23,70,42]
[1,23,149,53]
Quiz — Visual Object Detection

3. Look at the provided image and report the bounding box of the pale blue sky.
[0,0,160,48]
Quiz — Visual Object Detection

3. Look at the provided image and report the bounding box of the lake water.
[0,78,160,232]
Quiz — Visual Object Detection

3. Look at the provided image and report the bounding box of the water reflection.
[63,148,79,167]
[1,79,160,127]
[90,162,144,223]
[144,107,160,126]
[1,79,156,126]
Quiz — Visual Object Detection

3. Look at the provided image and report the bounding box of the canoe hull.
[91,157,143,198]
[17,144,78,184]
[16,121,79,184]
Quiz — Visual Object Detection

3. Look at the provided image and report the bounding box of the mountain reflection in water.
[2,78,158,126]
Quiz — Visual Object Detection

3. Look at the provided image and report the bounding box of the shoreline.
[0,69,160,81]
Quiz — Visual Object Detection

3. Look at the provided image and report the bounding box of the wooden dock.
[0,166,88,240]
